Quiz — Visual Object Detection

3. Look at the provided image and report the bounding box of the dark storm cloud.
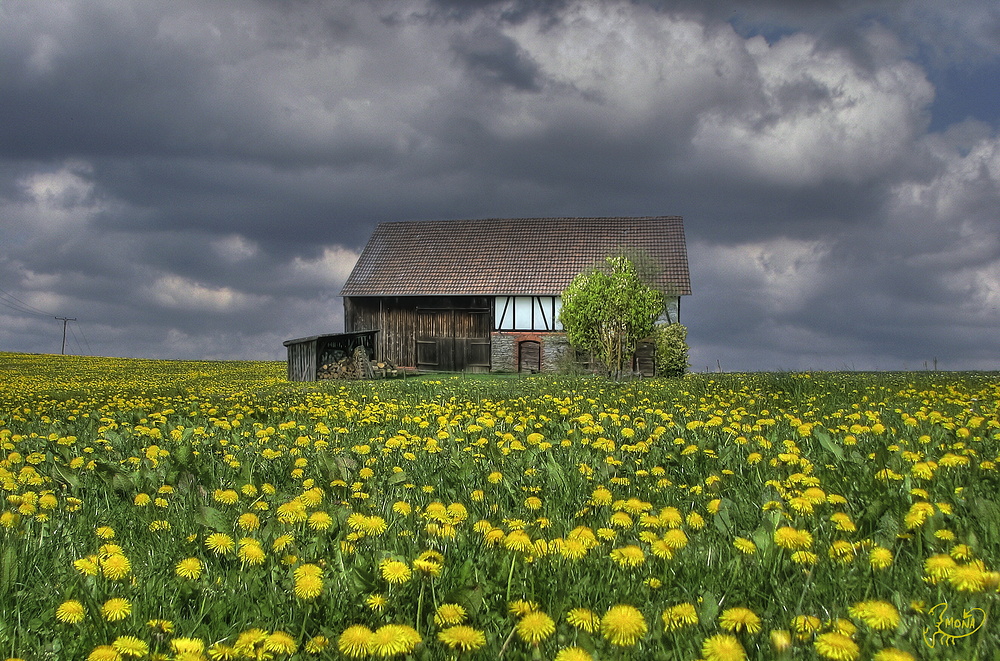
[1,0,998,368]
[450,26,542,90]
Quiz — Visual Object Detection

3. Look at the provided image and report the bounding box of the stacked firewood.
[317,347,400,380]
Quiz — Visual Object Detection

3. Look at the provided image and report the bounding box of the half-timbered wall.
[493,296,563,331]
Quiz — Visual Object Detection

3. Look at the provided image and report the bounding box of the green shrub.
[654,322,689,377]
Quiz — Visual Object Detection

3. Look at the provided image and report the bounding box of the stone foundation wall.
[490,332,572,373]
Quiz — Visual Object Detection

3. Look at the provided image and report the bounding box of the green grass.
[0,354,998,660]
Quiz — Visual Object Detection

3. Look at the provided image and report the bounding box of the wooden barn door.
[415,303,491,372]
[416,310,448,371]
[460,310,491,373]
[518,340,541,373]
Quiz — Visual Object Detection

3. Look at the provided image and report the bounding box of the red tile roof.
[340,216,691,297]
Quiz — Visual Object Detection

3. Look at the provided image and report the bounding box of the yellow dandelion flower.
[509,599,540,617]
[950,543,973,560]
[770,629,792,652]
[829,618,857,637]
[370,624,420,656]
[788,497,814,514]
[379,559,411,584]
[554,647,593,661]
[264,631,297,654]
[237,540,266,566]
[208,642,238,660]
[791,550,818,565]
[662,528,688,550]
[437,625,486,651]
[662,603,699,630]
[87,645,121,661]
[101,597,131,622]
[516,610,555,644]
[792,615,821,638]
[294,574,323,599]
[720,607,761,634]
[304,635,329,654]
[609,545,645,567]
[276,500,308,524]
[869,546,893,569]
[100,553,131,580]
[590,486,613,505]
[830,512,856,532]
[365,593,387,612]
[205,533,235,555]
[272,533,295,551]
[231,512,258,532]
[504,530,534,553]
[73,555,100,576]
[849,600,900,630]
[56,599,86,624]
[601,604,647,646]
[147,619,174,633]
[360,515,387,536]
[949,560,987,592]
[774,526,812,550]
[609,511,633,528]
[701,633,746,661]
[733,537,757,554]
[872,649,916,661]
[175,557,203,580]
[412,557,442,576]
[96,526,115,539]
[338,625,373,658]
[560,537,589,560]
[233,628,268,655]
[924,553,957,581]
[814,632,859,660]
[566,608,601,633]
[434,603,467,626]
[308,511,333,530]
[687,511,705,529]
[213,489,239,505]
[904,501,934,529]
[112,636,148,658]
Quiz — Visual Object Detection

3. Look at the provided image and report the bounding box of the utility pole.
[55,317,76,355]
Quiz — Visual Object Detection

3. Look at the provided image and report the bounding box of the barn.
[339,216,691,374]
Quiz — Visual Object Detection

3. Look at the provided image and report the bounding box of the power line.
[1,284,88,353]
[75,321,94,355]
[0,285,59,317]
[67,321,82,355]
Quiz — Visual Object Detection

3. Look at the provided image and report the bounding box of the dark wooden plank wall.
[346,297,419,367]
[345,297,491,370]
[286,340,317,381]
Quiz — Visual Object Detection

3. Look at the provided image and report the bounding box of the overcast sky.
[2,0,999,371]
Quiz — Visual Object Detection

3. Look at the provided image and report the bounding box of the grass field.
[1,352,998,660]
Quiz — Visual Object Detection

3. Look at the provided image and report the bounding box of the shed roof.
[339,216,691,297]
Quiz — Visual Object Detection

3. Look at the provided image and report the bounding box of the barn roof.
[339,216,691,297]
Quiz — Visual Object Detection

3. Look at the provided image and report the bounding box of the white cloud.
[212,234,259,262]
[691,29,933,185]
[285,246,360,287]
[12,161,101,233]
[694,238,830,315]
[148,274,267,312]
